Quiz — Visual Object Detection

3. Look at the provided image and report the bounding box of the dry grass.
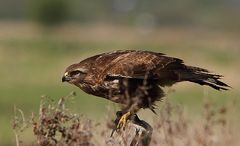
[13,92,94,146]
[12,92,238,146]
[150,100,235,146]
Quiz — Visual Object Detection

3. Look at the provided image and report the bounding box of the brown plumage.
[62,50,230,114]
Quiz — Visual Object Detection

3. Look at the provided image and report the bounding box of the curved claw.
[116,111,131,130]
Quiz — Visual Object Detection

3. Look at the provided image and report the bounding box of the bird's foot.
[110,111,132,137]
[116,111,131,130]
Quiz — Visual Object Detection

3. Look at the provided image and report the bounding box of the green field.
[0,22,239,145]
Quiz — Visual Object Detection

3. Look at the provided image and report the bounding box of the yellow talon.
[117,111,131,130]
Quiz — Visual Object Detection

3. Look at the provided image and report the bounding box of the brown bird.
[62,50,229,129]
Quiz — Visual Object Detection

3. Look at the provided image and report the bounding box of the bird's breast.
[75,80,117,99]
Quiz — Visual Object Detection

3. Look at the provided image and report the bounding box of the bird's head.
[62,63,88,85]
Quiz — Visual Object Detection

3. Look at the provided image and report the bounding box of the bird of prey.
[62,50,229,129]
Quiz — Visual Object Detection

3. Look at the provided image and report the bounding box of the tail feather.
[180,66,230,90]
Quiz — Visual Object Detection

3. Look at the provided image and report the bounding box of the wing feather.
[103,51,182,80]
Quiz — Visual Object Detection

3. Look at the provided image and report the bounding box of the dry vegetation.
[13,92,94,146]
[151,100,234,146]
[12,91,238,146]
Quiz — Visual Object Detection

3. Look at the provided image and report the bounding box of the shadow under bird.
[62,50,230,130]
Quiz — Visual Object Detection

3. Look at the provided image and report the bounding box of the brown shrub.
[12,93,238,146]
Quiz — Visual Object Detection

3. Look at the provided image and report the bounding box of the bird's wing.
[103,51,183,80]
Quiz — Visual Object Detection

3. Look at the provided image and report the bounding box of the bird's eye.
[70,70,81,76]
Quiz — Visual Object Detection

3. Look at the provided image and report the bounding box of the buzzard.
[62,50,229,129]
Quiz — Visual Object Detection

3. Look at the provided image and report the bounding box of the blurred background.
[0,0,240,145]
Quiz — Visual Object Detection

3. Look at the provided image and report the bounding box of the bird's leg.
[116,111,131,130]
[116,106,140,130]
[111,110,132,137]
[111,107,140,136]
[110,104,140,136]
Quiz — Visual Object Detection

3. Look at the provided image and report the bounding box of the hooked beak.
[62,76,71,82]
[62,75,71,82]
